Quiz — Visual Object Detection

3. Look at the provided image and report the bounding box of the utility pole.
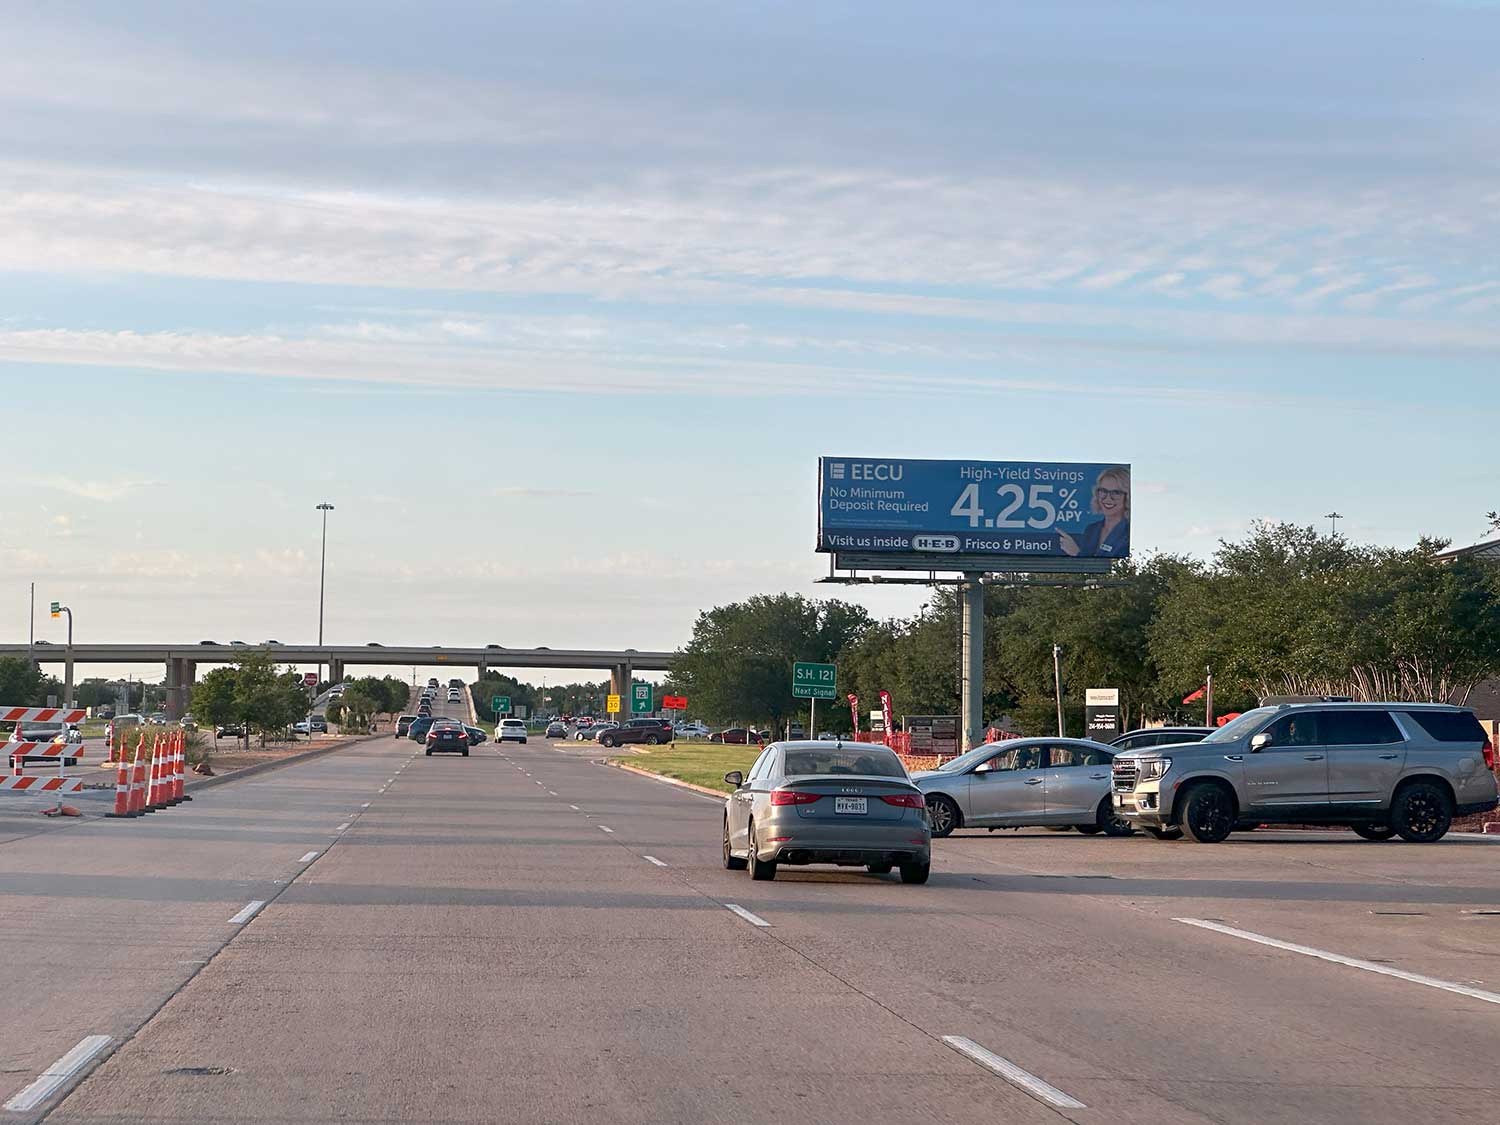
[1325,511,1343,537]
[1052,643,1065,737]
[28,582,34,663]
[316,502,335,687]
[52,602,74,707]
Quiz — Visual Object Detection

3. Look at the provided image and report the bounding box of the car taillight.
[770,789,822,806]
[426,731,437,741]
[1484,736,1495,771]
[880,793,926,808]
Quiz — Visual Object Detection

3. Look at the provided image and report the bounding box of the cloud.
[26,475,161,502]
[492,487,597,499]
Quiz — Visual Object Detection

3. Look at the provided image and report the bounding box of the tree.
[674,595,872,727]
[0,657,49,708]
[196,668,239,737]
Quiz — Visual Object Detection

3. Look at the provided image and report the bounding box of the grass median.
[611,743,760,793]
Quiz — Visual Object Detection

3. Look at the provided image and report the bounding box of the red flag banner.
[1182,687,1206,704]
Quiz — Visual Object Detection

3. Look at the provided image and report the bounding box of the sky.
[2,1,1498,682]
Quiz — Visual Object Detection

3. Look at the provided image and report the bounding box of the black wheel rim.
[929,799,952,835]
[1406,793,1442,835]
[1191,792,1229,837]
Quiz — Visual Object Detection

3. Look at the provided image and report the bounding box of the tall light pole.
[1325,511,1343,537]
[316,502,335,686]
[1052,644,1065,737]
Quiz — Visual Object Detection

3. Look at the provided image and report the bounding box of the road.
[4,717,1500,1122]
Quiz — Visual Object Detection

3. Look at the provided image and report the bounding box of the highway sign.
[631,683,653,713]
[492,696,511,715]
[49,601,60,617]
[606,694,622,714]
[793,661,837,700]
[662,694,688,710]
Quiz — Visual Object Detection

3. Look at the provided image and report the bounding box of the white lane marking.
[643,855,668,867]
[334,822,351,832]
[3,1034,113,1112]
[598,825,615,833]
[941,1036,1087,1110]
[724,903,771,928]
[1176,917,1500,1007]
[569,804,580,810]
[361,802,371,808]
[228,900,266,925]
[298,851,320,862]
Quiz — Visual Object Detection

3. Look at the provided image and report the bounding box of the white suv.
[497,719,528,745]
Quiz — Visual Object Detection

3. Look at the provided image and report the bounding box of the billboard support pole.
[1053,644,1065,737]
[960,574,984,752]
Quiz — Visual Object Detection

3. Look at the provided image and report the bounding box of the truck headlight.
[1140,757,1171,781]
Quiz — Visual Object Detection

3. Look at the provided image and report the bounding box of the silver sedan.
[721,741,932,883]
[912,737,1132,838]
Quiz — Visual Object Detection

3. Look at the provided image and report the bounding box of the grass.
[611,743,760,793]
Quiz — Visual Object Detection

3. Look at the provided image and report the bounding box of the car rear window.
[1401,710,1487,743]
[783,748,906,778]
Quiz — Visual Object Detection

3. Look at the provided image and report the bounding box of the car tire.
[723,817,747,870]
[1178,782,1235,844]
[866,862,894,874]
[747,822,776,881]
[1391,781,1453,843]
[520,739,527,745]
[644,735,660,745]
[926,794,961,839]
[601,736,615,748]
[1097,796,1136,837]
[462,748,469,757]
[1145,826,1182,840]
[425,748,432,756]
[1353,823,1397,841]
[1075,825,1102,835]
[899,861,931,885]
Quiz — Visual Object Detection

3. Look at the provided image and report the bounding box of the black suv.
[596,718,674,748]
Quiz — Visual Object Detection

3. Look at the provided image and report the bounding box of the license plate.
[834,797,867,815]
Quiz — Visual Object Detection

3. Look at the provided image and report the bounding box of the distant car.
[216,724,245,738]
[33,640,50,645]
[912,738,1129,839]
[711,728,764,745]
[198,640,216,645]
[308,716,328,733]
[448,679,463,688]
[425,720,470,756]
[263,639,281,645]
[497,718,528,744]
[486,644,502,649]
[407,715,441,742]
[463,725,488,746]
[146,712,168,725]
[597,718,673,748]
[292,720,311,735]
[1110,727,1214,752]
[675,722,712,739]
[817,731,839,741]
[230,640,247,646]
[396,715,419,738]
[367,642,383,647]
[545,721,566,738]
[427,678,440,688]
[722,741,931,883]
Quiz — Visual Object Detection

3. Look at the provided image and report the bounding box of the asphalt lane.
[10,730,1500,1123]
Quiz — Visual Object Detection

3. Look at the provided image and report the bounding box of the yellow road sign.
[606,694,622,713]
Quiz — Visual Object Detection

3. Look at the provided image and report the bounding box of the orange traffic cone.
[175,731,191,802]
[105,756,137,818]
[129,733,148,814]
[144,734,163,812]
[163,732,181,806]
[101,722,117,767]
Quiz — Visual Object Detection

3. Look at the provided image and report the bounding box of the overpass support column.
[477,660,488,681]
[622,661,634,715]
[165,659,186,720]
[609,664,625,719]
[329,658,344,686]
[960,574,985,752]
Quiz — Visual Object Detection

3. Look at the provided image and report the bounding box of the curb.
[185,733,383,793]
[606,759,729,801]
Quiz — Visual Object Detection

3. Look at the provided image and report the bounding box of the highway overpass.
[0,643,675,718]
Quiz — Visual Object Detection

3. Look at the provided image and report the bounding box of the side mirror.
[724,771,744,787]
[1250,732,1272,753]
[973,761,991,774]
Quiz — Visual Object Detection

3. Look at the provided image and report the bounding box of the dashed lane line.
[723,903,771,928]
[643,855,668,867]
[228,900,266,925]
[3,1035,113,1112]
[941,1036,1087,1111]
[298,851,320,863]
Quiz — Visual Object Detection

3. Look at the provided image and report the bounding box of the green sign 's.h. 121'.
[792,661,837,700]
[631,683,653,713]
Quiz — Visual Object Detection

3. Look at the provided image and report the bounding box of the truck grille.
[1112,760,1138,792]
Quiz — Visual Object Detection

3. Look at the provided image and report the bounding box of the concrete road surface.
[5,726,1500,1124]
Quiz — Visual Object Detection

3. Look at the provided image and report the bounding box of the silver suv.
[1112,703,1497,843]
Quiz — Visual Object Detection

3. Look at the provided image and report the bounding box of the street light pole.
[1052,643,1065,737]
[316,502,335,687]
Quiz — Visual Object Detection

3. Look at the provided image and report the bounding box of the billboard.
[1084,688,1121,740]
[818,458,1131,562]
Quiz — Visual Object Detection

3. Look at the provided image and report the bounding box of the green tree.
[196,668,239,737]
[0,657,48,709]
[674,594,872,727]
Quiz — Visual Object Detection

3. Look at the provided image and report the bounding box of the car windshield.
[936,744,1020,772]
[783,747,906,777]
[1200,708,1277,743]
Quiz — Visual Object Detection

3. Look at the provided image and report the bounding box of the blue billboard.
[817,457,1131,561]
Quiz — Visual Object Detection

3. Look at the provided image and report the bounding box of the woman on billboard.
[1058,466,1130,558]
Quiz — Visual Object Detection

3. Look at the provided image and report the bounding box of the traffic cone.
[101,722,117,766]
[128,733,147,814]
[175,731,191,802]
[163,732,181,806]
[105,757,137,818]
[144,734,163,812]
